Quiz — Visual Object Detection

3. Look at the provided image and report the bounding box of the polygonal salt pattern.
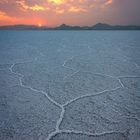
[0,31,140,140]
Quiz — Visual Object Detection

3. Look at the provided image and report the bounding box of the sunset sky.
[0,0,140,27]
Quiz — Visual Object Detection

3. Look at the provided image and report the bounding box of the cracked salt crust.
[0,31,140,140]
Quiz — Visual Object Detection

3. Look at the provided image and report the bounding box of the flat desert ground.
[0,31,140,140]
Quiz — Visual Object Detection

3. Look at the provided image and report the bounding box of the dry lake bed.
[0,31,140,140]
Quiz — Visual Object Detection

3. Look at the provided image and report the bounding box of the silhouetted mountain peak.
[60,24,68,27]
[95,23,111,26]
[92,23,112,29]
[56,24,72,29]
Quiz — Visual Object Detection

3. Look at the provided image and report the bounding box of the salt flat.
[0,31,140,140]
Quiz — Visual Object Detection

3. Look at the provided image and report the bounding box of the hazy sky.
[0,0,140,26]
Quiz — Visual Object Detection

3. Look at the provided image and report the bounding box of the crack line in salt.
[63,86,122,107]
[58,129,126,136]
[62,56,76,71]
[134,63,140,69]
[47,129,126,139]
[62,56,74,67]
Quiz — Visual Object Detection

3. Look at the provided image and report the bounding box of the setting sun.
[38,23,42,27]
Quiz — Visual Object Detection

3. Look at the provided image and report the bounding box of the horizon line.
[1,23,140,28]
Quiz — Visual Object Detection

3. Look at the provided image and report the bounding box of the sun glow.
[38,23,42,27]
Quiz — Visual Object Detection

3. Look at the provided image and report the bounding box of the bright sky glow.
[0,0,140,26]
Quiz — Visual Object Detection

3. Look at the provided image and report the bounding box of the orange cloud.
[55,8,65,14]
[30,5,45,11]
[105,0,113,5]
[16,0,46,11]
[48,0,65,5]
[0,11,15,21]
[68,6,87,13]
[100,0,113,9]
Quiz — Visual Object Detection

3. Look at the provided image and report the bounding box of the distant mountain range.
[0,23,140,30]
